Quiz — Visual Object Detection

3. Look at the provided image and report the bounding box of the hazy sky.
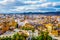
[0,0,60,13]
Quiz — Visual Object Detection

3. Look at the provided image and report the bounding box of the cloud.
[39,0,47,2]
[40,2,60,7]
[56,8,60,11]
[3,2,60,13]
[0,0,60,13]
[23,0,46,4]
[0,0,15,5]
[18,0,46,2]
[9,5,56,13]
[9,5,38,12]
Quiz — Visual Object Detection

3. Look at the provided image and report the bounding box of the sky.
[0,0,60,13]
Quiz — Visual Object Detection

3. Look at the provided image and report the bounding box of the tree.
[32,31,52,40]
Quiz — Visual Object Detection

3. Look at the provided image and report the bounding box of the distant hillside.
[1,11,60,16]
[16,12,60,16]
